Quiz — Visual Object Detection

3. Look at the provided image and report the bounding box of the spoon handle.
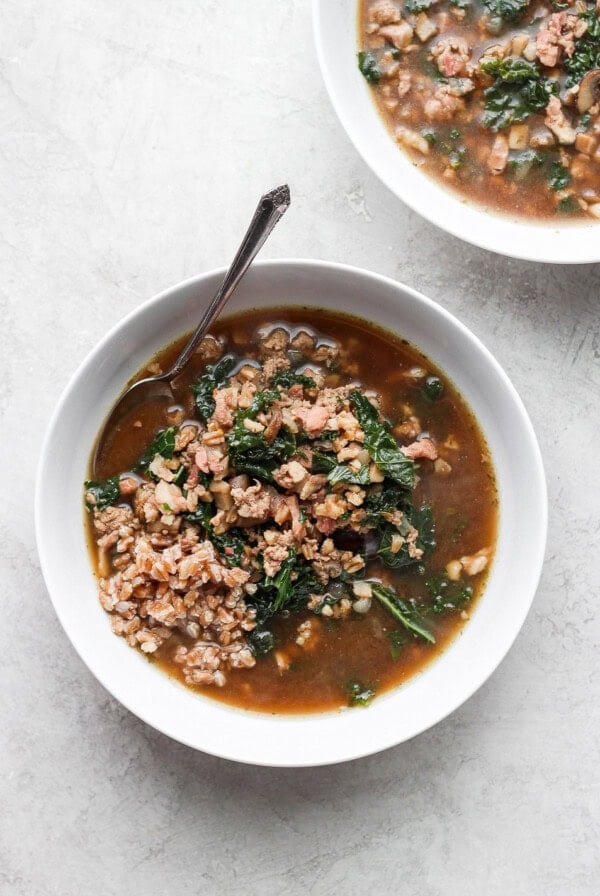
[168,184,291,379]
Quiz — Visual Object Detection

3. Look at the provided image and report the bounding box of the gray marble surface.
[1,1,599,893]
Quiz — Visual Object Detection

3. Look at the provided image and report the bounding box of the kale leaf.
[191,354,236,422]
[387,629,409,659]
[481,57,557,130]
[184,501,214,529]
[376,505,435,569]
[227,390,295,481]
[248,550,322,623]
[211,529,247,568]
[481,0,531,23]
[84,476,120,511]
[347,682,376,707]
[371,584,436,643]
[363,486,408,526]
[548,161,571,191]
[136,426,176,471]
[247,628,276,657]
[312,450,371,485]
[270,369,316,390]
[350,391,416,489]
[426,574,473,614]
[358,51,381,84]
[565,9,600,88]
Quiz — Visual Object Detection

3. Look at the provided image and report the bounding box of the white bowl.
[35,260,547,766]
[313,0,600,264]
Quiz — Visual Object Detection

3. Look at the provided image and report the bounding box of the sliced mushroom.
[577,69,600,114]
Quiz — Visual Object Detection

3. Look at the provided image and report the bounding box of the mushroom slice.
[577,69,600,114]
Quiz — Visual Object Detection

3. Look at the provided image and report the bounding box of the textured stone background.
[1,1,599,893]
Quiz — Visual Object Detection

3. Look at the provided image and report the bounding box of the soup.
[86,307,497,713]
[358,0,600,219]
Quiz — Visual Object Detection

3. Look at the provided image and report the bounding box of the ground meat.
[213,387,238,428]
[294,404,330,436]
[259,327,289,359]
[487,134,509,175]
[230,482,273,521]
[424,85,466,122]
[545,96,576,145]
[401,438,438,460]
[431,38,470,78]
[369,0,401,26]
[536,13,586,68]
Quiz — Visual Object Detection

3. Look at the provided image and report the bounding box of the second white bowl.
[313,0,600,263]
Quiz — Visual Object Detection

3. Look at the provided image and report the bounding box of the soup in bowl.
[313,0,600,262]
[36,260,546,765]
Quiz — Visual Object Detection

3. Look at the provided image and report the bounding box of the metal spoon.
[92,184,291,476]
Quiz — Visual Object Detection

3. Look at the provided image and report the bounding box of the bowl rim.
[312,0,600,264]
[35,258,548,766]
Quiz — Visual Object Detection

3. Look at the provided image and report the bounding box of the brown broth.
[89,307,498,714]
[358,0,600,221]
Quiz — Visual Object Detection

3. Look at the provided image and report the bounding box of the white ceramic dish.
[313,0,600,264]
[35,260,547,766]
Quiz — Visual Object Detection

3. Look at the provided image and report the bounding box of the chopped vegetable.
[371,584,436,644]
[84,476,120,511]
[351,391,416,489]
[424,375,444,401]
[191,355,235,422]
[348,682,376,707]
[358,51,381,84]
[481,58,557,131]
[136,427,176,470]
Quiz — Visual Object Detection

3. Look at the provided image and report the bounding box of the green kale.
[270,369,316,390]
[172,465,188,488]
[363,486,408,526]
[227,390,295,481]
[350,391,416,490]
[387,629,409,659]
[136,426,176,471]
[247,628,275,657]
[376,505,435,569]
[248,551,323,624]
[184,501,214,529]
[424,375,444,400]
[481,0,531,23]
[347,682,376,707]
[426,574,473,614]
[358,51,381,84]
[191,354,236,422]
[371,584,435,643]
[84,476,120,511]
[548,162,572,192]
[312,451,371,485]
[211,529,246,568]
[565,9,600,88]
[481,57,557,130]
